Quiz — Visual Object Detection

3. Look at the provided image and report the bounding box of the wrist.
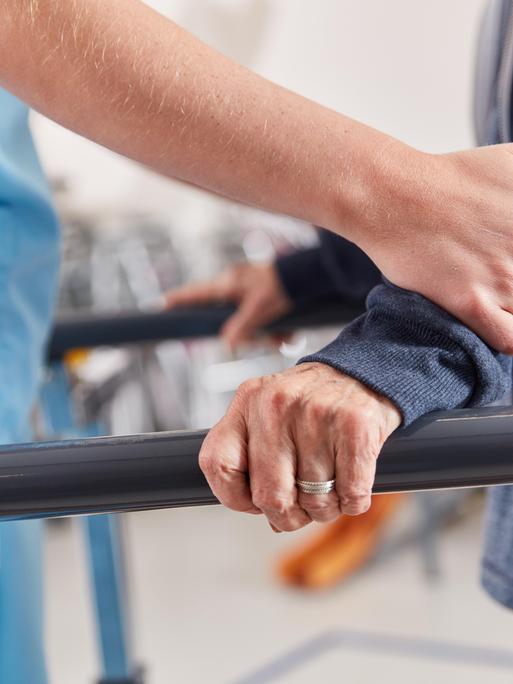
[335,143,457,286]
[323,133,423,248]
[355,142,430,250]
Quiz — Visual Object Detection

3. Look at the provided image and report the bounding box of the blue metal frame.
[84,514,133,681]
[40,363,141,684]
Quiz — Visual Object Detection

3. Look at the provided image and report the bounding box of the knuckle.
[341,497,371,517]
[272,509,312,532]
[341,483,372,503]
[223,494,252,513]
[304,394,344,426]
[306,400,330,424]
[339,407,365,436]
[252,491,290,515]
[269,388,290,412]
[238,378,261,398]
[199,451,235,483]
[251,494,266,511]
[311,511,340,524]
[461,292,488,320]
[198,449,216,476]
[279,519,307,532]
[303,498,333,515]
[304,499,339,521]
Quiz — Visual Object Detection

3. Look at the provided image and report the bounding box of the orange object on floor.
[276,494,404,589]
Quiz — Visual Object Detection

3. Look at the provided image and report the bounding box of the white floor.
[45,495,513,684]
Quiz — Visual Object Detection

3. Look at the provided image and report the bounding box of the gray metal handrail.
[2,406,512,521]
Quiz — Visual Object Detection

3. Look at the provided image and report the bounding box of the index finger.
[165,280,229,308]
[199,412,261,515]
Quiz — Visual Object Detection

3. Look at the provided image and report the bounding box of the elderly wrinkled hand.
[199,362,401,532]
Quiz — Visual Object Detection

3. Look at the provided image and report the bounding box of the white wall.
[32,0,488,216]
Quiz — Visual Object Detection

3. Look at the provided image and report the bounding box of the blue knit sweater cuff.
[300,283,511,426]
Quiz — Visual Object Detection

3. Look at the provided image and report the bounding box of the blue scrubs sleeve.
[0,88,60,684]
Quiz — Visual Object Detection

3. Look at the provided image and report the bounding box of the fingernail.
[269,523,282,534]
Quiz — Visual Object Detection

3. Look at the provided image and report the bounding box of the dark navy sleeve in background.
[275,231,381,305]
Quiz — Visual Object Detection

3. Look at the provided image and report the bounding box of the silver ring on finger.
[296,479,336,495]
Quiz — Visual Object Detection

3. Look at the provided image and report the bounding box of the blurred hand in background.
[166,262,292,349]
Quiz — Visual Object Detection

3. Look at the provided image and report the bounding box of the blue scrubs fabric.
[0,90,60,683]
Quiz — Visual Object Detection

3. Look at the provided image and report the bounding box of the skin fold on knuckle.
[337,458,374,506]
[302,497,340,523]
[199,453,230,493]
[198,449,214,478]
[338,452,377,493]
[332,398,388,501]
[198,433,220,478]
[459,290,493,328]
[340,495,371,517]
[251,490,309,531]
[214,491,255,514]
[199,426,250,501]
[339,478,372,501]
[251,489,293,517]
[270,510,312,532]
[206,462,254,513]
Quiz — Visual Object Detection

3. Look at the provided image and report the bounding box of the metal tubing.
[47,298,364,361]
[0,406,512,521]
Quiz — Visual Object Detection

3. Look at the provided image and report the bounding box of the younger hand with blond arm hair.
[3,0,513,350]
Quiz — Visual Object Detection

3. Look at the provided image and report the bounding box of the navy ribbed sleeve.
[300,281,512,426]
[276,231,381,305]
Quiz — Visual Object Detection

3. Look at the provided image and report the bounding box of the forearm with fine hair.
[0,0,406,240]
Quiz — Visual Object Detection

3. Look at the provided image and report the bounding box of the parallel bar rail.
[47,298,364,360]
[1,406,513,521]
